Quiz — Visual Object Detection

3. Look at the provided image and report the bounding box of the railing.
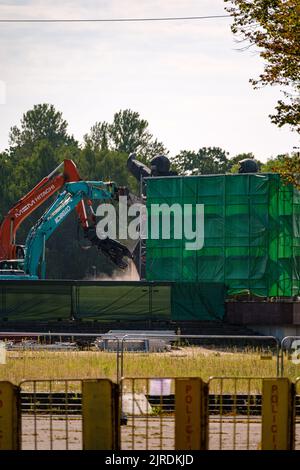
[20,379,83,450]
[208,376,263,450]
[280,336,300,376]
[119,334,280,379]
[0,376,298,450]
[0,331,281,382]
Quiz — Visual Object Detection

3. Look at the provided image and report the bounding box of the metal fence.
[120,377,176,450]
[0,331,122,382]
[280,336,300,377]
[208,377,263,450]
[119,334,280,379]
[120,376,296,450]
[0,331,281,383]
[20,379,83,450]
[119,376,264,450]
[1,375,299,450]
[295,377,300,450]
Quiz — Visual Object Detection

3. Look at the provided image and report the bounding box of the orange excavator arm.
[0,159,88,260]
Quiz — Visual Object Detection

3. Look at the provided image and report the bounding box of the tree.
[260,153,289,172]
[110,109,150,154]
[275,153,300,189]
[225,0,300,133]
[78,147,138,191]
[83,122,111,151]
[9,103,77,151]
[0,151,11,219]
[261,152,300,188]
[172,147,230,175]
[84,109,168,160]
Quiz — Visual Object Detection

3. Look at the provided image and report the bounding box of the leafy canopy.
[84,109,168,160]
[9,103,77,151]
[225,0,300,132]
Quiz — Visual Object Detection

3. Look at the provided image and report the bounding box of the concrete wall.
[226,301,300,326]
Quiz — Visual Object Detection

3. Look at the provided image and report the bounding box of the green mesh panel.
[0,283,72,320]
[0,281,172,322]
[77,284,171,321]
[171,282,225,320]
[146,173,300,297]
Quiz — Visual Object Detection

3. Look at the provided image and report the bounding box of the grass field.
[1,346,299,392]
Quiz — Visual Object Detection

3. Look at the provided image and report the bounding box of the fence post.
[82,379,120,450]
[262,378,295,450]
[0,381,20,450]
[175,378,208,450]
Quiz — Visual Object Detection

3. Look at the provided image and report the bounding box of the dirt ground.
[21,415,300,450]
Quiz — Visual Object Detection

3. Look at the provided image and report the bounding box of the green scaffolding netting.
[0,281,225,321]
[146,173,300,298]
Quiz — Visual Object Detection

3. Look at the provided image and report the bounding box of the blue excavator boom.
[0,181,132,280]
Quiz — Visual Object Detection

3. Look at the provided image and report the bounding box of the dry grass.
[0,346,295,385]
[1,346,299,393]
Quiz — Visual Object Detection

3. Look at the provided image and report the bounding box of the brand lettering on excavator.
[54,205,71,224]
[15,184,56,218]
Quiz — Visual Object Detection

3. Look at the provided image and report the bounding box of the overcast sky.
[0,0,299,161]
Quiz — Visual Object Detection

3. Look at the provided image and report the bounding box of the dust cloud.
[90,259,140,281]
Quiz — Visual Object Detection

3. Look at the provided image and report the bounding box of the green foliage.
[261,152,300,188]
[271,96,300,133]
[0,102,294,280]
[0,104,154,279]
[110,109,149,154]
[0,151,11,220]
[9,103,77,151]
[172,147,230,175]
[225,0,300,133]
[171,148,263,175]
[83,122,110,151]
[84,109,168,160]
[260,154,289,172]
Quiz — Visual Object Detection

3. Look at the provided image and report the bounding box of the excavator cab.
[0,259,25,276]
[15,245,25,259]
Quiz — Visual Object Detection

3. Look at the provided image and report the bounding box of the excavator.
[0,159,89,262]
[0,180,132,280]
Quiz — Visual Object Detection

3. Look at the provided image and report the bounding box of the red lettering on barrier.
[181,382,197,447]
[186,425,193,434]
[271,424,277,433]
[269,384,279,449]
[186,404,192,414]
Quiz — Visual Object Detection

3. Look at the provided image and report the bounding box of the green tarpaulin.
[146,173,300,298]
[0,283,72,320]
[171,283,225,320]
[0,281,172,321]
[0,280,224,322]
